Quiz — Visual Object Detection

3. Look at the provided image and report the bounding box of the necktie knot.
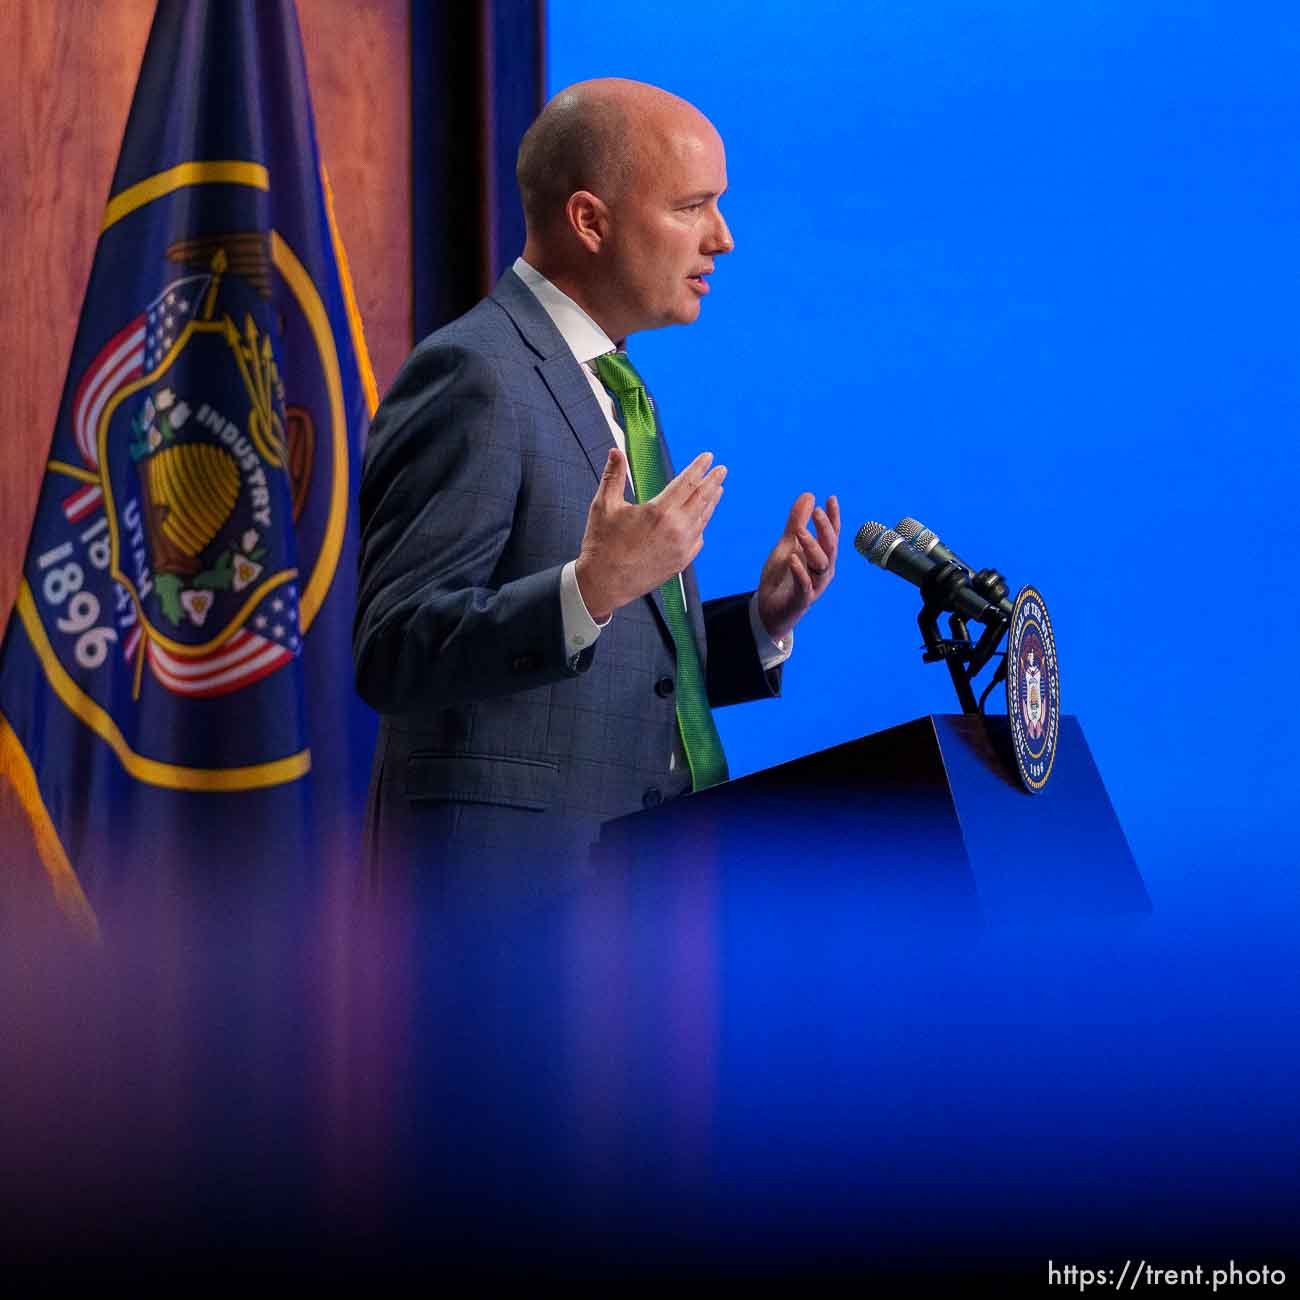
[593,350,645,399]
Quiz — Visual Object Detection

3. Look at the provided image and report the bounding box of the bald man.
[354,80,839,904]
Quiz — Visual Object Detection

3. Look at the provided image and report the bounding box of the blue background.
[540,5,1300,1269]
[550,0,1300,918]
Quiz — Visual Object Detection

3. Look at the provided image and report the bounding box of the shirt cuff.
[749,592,792,671]
[561,559,610,656]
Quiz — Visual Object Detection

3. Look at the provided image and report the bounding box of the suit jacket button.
[654,676,675,698]
[511,653,541,673]
[642,787,662,809]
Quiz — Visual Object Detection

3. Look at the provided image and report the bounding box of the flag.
[0,0,377,932]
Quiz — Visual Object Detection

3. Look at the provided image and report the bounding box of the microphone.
[854,522,999,624]
[895,517,973,574]
[895,516,1013,616]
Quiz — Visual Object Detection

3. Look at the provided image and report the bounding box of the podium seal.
[1005,584,1060,792]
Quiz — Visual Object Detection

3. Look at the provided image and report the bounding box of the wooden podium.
[594,715,1150,925]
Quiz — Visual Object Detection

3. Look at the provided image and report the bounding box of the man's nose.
[709,208,735,255]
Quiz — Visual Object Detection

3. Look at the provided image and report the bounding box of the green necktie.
[592,351,729,792]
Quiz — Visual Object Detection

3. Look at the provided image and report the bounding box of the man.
[354,79,839,905]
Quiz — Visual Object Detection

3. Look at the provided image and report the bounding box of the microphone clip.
[917,561,1010,715]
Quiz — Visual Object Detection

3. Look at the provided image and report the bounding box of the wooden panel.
[300,0,412,401]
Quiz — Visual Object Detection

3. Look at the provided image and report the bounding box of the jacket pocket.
[403,751,559,811]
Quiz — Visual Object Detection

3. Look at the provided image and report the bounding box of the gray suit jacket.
[354,269,779,896]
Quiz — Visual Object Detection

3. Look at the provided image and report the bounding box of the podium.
[595,714,1150,925]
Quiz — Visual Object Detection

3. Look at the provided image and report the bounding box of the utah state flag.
[0,0,377,932]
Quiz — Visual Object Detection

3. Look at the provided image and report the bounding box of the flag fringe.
[0,712,100,942]
[320,163,379,419]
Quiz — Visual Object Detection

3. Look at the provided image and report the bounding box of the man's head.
[517,78,733,341]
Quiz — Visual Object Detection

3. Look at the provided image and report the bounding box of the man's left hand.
[756,493,841,643]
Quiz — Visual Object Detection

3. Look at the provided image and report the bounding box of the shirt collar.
[513,257,617,365]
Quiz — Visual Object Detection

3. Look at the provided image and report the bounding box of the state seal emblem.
[1005,584,1060,792]
[57,236,316,700]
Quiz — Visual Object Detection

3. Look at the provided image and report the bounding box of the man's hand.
[756,493,841,642]
[575,447,727,622]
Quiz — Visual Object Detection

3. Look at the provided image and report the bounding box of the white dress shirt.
[512,256,792,673]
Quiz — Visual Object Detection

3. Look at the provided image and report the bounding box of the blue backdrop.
[550,0,1300,917]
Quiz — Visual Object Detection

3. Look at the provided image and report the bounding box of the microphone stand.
[916,560,1010,715]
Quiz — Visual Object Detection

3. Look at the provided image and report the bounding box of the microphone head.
[896,516,942,555]
[867,527,905,569]
[854,521,886,559]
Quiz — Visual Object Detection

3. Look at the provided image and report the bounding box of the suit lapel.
[492,268,614,478]
[536,352,618,478]
[491,270,673,642]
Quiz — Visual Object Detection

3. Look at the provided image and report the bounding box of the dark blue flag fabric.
[0,0,377,932]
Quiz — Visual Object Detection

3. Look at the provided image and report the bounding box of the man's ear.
[567,190,609,253]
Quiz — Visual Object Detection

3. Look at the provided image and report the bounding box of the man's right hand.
[574,447,727,623]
